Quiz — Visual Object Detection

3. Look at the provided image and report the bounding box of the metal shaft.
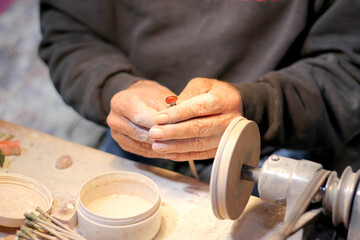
[241,164,260,182]
[240,163,325,204]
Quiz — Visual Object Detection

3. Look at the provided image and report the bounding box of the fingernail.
[152,142,168,152]
[155,114,169,124]
[149,128,163,139]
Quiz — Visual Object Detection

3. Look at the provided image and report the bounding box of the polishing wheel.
[210,117,360,240]
[210,117,260,220]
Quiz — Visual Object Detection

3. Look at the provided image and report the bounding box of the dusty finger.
[111,131,177,159]
[107,113,152,143]
[152,135,221,153]
[150,114,237,140]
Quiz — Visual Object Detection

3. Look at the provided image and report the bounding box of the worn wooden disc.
[210,117,260,220]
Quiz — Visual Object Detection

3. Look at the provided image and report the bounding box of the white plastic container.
[77,171,161,240]
[0,173,53,227]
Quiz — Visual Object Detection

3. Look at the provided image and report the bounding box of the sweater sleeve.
[236,0,360,150]
[38,0,143,126]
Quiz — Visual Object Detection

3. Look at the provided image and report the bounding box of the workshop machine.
[210,117,360,239]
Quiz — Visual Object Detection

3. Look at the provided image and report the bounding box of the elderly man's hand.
[107,80,177,159]
[149,78,243,161]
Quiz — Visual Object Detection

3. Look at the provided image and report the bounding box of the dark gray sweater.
[39,0,360,153]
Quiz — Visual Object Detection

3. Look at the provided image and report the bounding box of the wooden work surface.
[0,120,285,239]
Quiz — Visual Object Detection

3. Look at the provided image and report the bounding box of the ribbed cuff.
[233,82,271,127]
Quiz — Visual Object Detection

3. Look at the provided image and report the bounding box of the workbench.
[0,120,285,239]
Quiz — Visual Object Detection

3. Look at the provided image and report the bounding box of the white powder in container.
[86,194,153,218]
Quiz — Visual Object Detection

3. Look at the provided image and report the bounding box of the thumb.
[155,93,219,125]
[178,78,213,101]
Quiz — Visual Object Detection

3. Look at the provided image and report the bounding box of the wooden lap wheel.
[210,117,260,220]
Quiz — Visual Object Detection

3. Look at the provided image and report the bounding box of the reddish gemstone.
[165,96,178,104]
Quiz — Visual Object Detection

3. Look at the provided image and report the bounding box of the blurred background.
[0,0,106,147]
